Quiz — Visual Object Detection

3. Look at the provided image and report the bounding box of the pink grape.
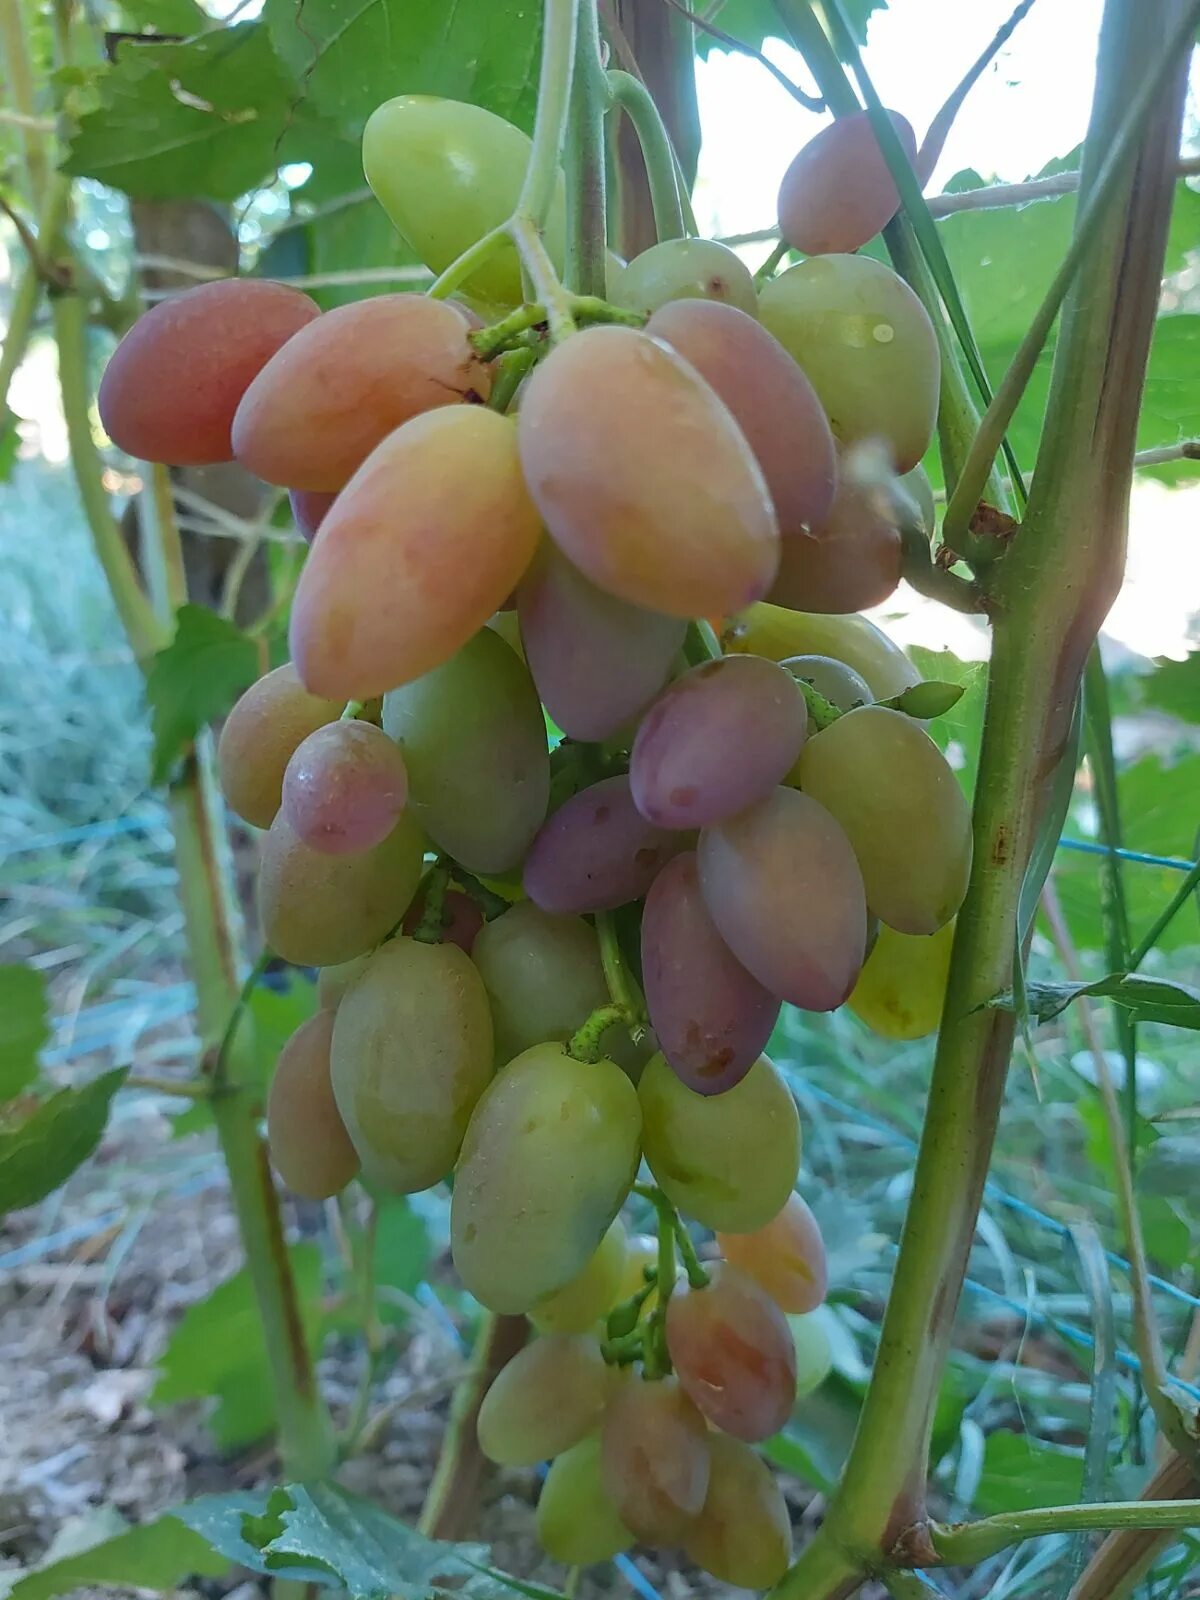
[517,540,685,741]
[697,787,867,1009]
[600,1376,711,1543]
[523,774,683,914]
[630,655,807,829]
[641,852,779,1096]
[665,1262,797,1442]
[717,1192,828,1314]
[281,720,409,855]
[778,109,917,256]
[289,489,337,542]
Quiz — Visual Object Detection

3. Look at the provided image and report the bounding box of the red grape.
[281,720,408,855]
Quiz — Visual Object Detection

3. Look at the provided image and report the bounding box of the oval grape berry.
[478,1335,612,1467]
[280,720,408,856]
[611,236,758,318]
[600,1376,710,1543]
[217,664,341,830]
[778,109,917,256]
[266,1011,359,1199]
[717,1192,828,1314]
[523,774,682,915]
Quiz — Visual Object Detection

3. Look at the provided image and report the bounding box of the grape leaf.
[878,680,965,719]
[692,0,886,57]
[116,0,209,32]
[264,0,541,135]
[985,972,1200,1031]
[0,964,49,1099]
[152,1246,324,1449]
[974,1432,1084,1515]
[62,24,295,202]
[0,1509,228,1600]
[1138,653,1200,726]
[0,1069,125,1215]
[146,604,258,784]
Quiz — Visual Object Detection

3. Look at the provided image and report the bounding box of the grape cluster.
[99,92,971,1575]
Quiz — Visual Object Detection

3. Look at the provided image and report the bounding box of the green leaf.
[0,407,19,484]
[117,0,209,31]
[1054,752,1200,954]
[152,1245,324,1449]
[372,1197,432,1323]
[146,604,258,784]
[975,1432,1084,1515]
[0,1509,228,1600]
[905,647,988,797]
[1139,653,1200,725]
[265,0,542,135]
[692,0,886,57]
[0,964,49,1099]
[986,972,1200,1031]
[172,1490,305,1577]
[878,680,966,719]
[62,24,295,202]
[0,1069,125,1215]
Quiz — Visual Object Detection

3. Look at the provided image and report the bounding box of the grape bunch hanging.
[99,93,972,1581]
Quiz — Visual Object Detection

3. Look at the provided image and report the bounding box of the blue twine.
[799,1083,1200,1315]
[1056,838,1198,873]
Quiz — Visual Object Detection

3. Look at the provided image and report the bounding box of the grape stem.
[412,860,452,945]
[566,1001,629,1062]
[596,910,648,1039]
[470,294,643,360]
[606,70,685,242]
[671,1215,711,1290]
[564,0,610,297]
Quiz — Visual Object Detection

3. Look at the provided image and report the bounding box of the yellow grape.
[289,407,540,700]
[517,325,779,620]
[217,664,340,829]
[232,295,490,491]
[600,1376,710,1543]
[848,918,955,1039]
[536,1434,634,1566]
[330,937,494,1192]
[257,810,424,967]
[477,1334,612,1466]
[531,1218,628,1335]
[266,1011,359,1199]
[796,706,972,933]
[758,254,939,472]
[451,1044,642,1313]
[362,96,565,305]
[717,1192,827,1314]
[725,602,920,700]
[777,109,916,256]
[315,954,370,1011]
[638,1052,800,1233]
[683,1433,792,1588]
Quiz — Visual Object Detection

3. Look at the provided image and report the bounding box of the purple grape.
[523,774,683,914]
[289,488,337,542]
[281,719,409,856]
[630,656,806,829]
[518,541,686,741]
[697,787,866,1009]
[642,852,779,1095]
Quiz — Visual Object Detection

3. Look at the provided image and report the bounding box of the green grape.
[791,1309,834,1398]
[758,254,939,472]
[257,810,424,967]
[611,237,758,318]
[362,96,565,306]
[600,1375,710,1543]
[470,900,607,1063]
[796,706,972,934]
[266,1011,359,1199]
[536,1434,634,1565]
[451,1044,641,1313]
[531,1218,628,1334]
[848,918,955,1039]
[331,937,494,1192]
[683,1433,792,1588]
[638,1052,800,1233]
[477,1334,612,1466]
[217,664,340,830]
[725,602,920,700]
[382,629,549,875]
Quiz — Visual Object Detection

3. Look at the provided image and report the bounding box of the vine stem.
[564,0,610,297]
[773,2,1191,1592]
[930,1499,1200,1565]
[607,71,685,241]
